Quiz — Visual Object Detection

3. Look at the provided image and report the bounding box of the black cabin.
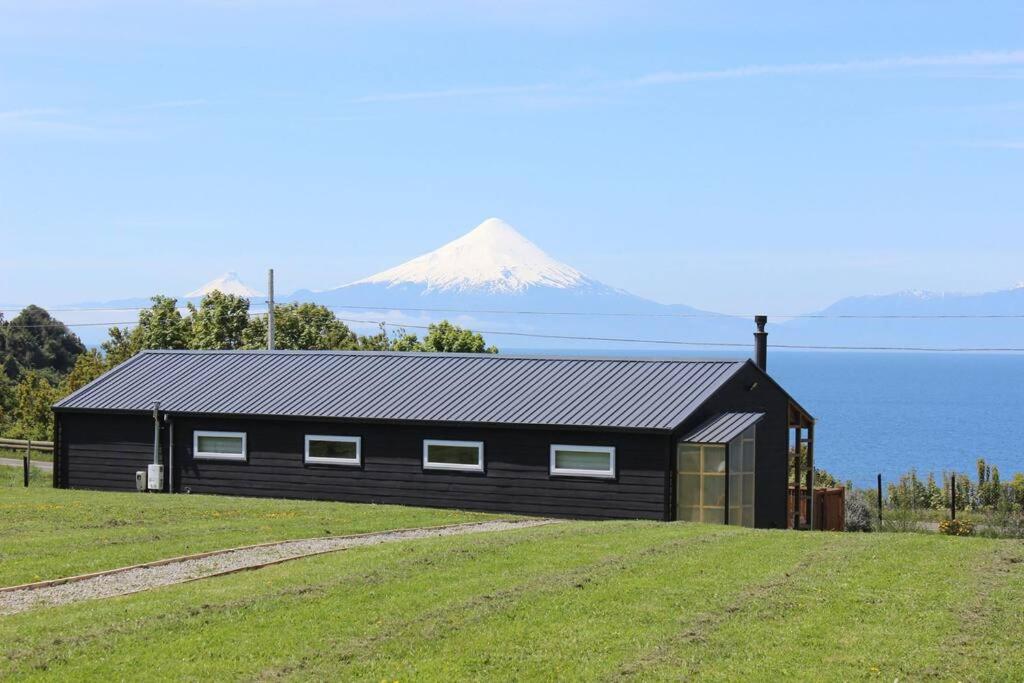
[51,350,814,527]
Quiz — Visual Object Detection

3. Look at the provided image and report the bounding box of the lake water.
[513,349,1024,486]
[769,352,1024,486]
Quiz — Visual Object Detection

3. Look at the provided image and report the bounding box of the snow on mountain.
[349,218,591,294]
[186,272,263,298]
[290,217,752,350]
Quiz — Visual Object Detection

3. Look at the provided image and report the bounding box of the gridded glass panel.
[702,475,726,508]
[702,507,725,525]
[426,444,481,466]
[729,444,742,474]
[743,474,755,506]
[309,439,358,460]
[678,506,700,522]
[197,435,243,454]
[743,439,755,472]
[704,446,726,474]
[554,449,611,472]
[729,506,743,526]
[729,474,743,508]
[677,474,701,508]
[677,444,701,472]
[743,507,755,527]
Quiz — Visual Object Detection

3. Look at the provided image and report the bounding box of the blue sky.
[2,1,1022,314]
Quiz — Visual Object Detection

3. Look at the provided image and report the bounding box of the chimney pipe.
[754,315,768,371]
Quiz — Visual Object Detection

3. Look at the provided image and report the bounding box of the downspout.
[164,414,174,493]
[152,401,161,466]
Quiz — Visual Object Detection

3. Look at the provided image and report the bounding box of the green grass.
[0,472,508,587]
[2,483,1022,680]
[1,519,1022,681]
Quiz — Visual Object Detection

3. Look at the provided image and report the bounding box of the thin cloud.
[351,83,554,104]
[631,49,1024,86]
[969,140,1024,150]
[135,98,208,110]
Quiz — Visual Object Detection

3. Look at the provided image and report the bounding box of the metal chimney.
[754,315,768,370]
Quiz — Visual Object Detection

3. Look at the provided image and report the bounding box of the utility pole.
[267,268,275,351]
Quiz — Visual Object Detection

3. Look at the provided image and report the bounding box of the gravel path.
[0,457,52,471]
[0,518,554,616]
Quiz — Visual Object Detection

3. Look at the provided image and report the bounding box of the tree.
[243,303,359,351]
[188,291,250,350]
[7,371,59,440]
[421,321,497,353]
[102,325,142,367]
[59,349,108,395]
[0,305,85,380]
[103,296,190,366]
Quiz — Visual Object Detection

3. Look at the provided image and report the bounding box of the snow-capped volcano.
[349,218,590,294]
[186,272,262,298]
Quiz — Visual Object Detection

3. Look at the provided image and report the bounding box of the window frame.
[549,444,616,479]
[422,439,485,473]
[193,430,247,462]
[304,434,362,466]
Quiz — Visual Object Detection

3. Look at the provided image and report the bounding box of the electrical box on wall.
[136,470,147,492]
[147,464,164,491]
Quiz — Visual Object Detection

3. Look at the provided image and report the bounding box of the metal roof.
[682,412,765,443]
[54,350,750,432]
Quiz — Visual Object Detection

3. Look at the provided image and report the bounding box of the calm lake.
[518,349,1024,486]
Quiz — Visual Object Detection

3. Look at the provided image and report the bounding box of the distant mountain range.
[51,217,1024,351]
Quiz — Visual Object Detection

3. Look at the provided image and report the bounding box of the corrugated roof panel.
[54,350,752,432]
[682,412,765,443]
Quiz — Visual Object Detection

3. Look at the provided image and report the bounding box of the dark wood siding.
[60,413,154,492]
[57,413,671,520]
[671,363,791,529]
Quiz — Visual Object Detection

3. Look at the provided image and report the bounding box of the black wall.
[57,412,671,520]
[58,413,154,492]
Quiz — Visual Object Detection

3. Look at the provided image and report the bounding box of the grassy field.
[2,477,1023,680]
[0,468,506,587]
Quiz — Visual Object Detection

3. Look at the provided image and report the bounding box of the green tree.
[421,321,497,353]
[188,292,250,350]
[102,325,142,367]
[243,303,359,350]
[7,371,59,440]
[103,296,191,366]
[58,349,109,396]
[0,305,85,380]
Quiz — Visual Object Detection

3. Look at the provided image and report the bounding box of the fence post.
[24,439,30,487]
[951,474,956,521]
[876,473,883,528]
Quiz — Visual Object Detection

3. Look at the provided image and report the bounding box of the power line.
[3,302,1024,320]
[5,313,1024,352]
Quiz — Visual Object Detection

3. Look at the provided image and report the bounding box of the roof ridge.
[135,349,748,364]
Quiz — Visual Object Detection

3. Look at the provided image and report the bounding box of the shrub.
[938,519,974,536]
[845,490,874,532]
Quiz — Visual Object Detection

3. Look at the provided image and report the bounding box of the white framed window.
[423,439,484,472]
[550,444,616,479]
[193,430,247,462]
[305,435,361,466]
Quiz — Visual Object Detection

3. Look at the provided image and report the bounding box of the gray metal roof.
[54,350,750,432]
[682,412,765,443]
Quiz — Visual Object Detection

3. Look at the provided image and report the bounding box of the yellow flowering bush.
[938,519,974,536]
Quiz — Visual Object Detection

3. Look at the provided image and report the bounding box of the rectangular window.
[550,445,615,478]
[305,435,361,466]
[194,430,246,461]
[423,440,484,472]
